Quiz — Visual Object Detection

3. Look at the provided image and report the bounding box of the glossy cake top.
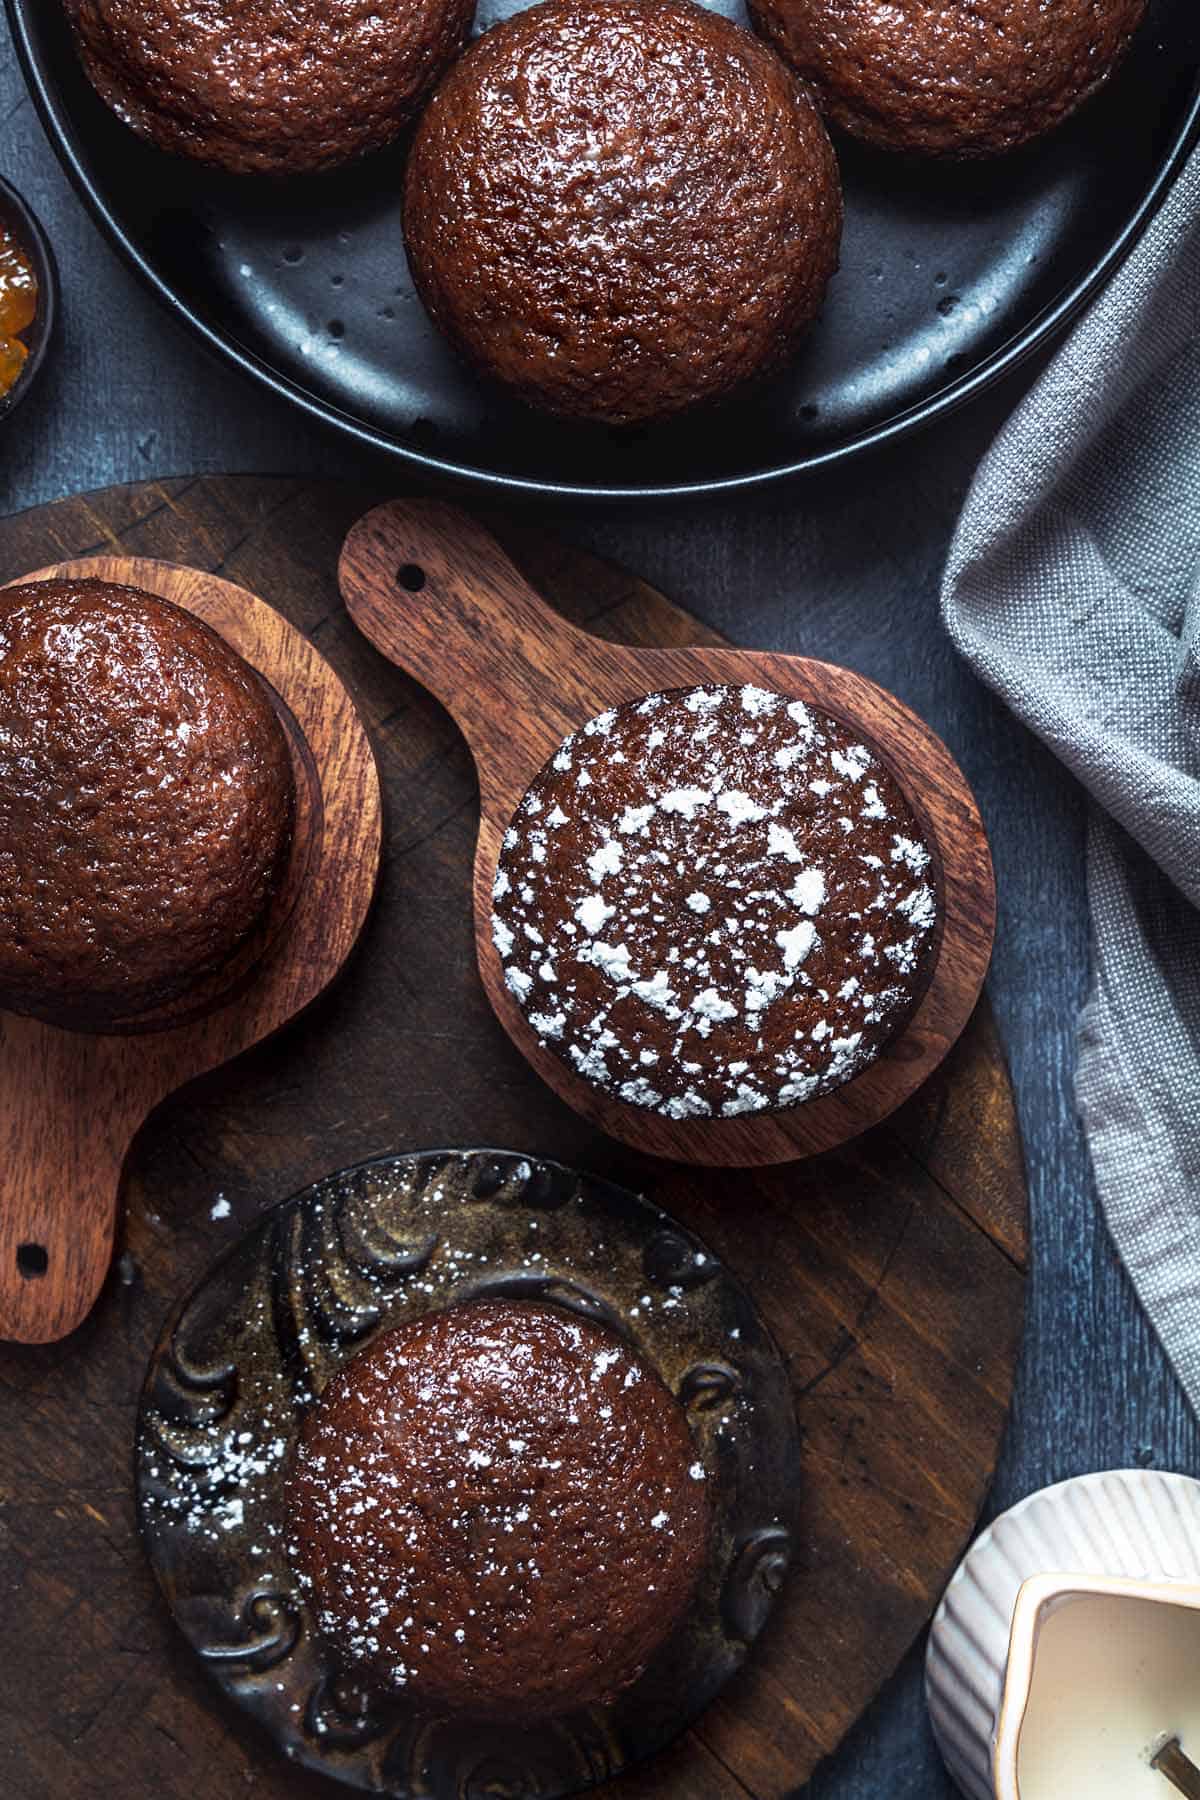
[66,0,475,175]
[402,0,842,424]
[286,1298,710,1718]
[747,0,1147,158]
[0,576,294,1028]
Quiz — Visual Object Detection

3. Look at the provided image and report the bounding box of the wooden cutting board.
[0,477,1028,1800]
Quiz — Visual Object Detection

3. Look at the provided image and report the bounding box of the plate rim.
[10,0,1200,501]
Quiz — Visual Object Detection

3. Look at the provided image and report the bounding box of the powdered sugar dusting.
[286,1301,710,1707]
[491,684,939,1119]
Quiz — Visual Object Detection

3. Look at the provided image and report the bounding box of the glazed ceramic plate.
[135,1149,800,1799]
[9,0,1200,497]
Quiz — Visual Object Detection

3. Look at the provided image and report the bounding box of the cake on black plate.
[747,0,1146,159]
[65,0,475,175]
[0,577,294,1029]
[403,0,842,424]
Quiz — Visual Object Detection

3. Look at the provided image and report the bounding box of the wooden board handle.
[339,499,597,791]
[0,1016,144,1343]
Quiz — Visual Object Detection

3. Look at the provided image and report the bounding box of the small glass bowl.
[0,175,57,421]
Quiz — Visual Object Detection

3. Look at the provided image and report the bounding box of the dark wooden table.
[3,18,1198,1797]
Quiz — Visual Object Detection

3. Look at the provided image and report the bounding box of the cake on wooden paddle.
[285,1298,710,1717]
[491,684,939,1120]
[0,577,294,1029]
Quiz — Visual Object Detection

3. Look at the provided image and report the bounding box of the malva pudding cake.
[402,0,842,424]
[286,1298,710,1717]
[490,683,940,1121]
[0,577,294,1029]
[747,0,1147,159]
[64,0,475,176]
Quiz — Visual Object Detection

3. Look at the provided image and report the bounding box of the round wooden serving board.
[0,478,1027,1800]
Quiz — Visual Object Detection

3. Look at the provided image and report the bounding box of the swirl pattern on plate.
[136,1149,801,1800]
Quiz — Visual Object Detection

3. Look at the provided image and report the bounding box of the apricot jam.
[0,223,38,400]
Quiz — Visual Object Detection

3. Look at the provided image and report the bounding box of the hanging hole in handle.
[17,1242,48,1279]
[397,564,426,593]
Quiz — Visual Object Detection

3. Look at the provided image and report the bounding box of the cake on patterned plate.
[286,1298,711,1718]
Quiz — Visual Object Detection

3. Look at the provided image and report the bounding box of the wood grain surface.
[0,556,382,1345]
[0,478,1027,1800]
[340,499,996,1166]
[11,62,1196,1799]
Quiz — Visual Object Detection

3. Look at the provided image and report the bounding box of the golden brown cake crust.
[402,0,842,424]
[747,0,1147,158]
[0,577,294,1029]
[65,0,476,175]
[286,1299,711,1718]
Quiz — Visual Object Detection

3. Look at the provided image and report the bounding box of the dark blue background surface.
[4,15,1198,1794]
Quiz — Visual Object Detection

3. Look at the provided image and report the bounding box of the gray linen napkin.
[942,147,1200,1410]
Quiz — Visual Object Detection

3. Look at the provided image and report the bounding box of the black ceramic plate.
[10,1,1200,497]
[136,1149,800,1799]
